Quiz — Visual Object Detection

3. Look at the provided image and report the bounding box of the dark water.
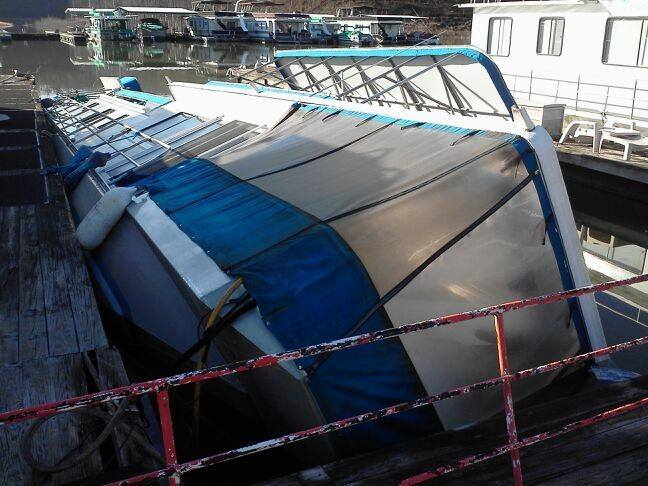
[1,40,646,368]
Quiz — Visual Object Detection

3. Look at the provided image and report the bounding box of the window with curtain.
[603,17,648,67]
[487,17,512,57]
[537,17,565,56]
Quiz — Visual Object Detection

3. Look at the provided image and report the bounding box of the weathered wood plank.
[62,236,107,351]
[18,205,48,361]
[0,206,20,365]
[36,202,79,356]
[21,355,103,485]
[0,365,27,484]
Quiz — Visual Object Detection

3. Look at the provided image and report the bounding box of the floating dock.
[557,144,648,204]
[60,32,87,46]
[0,74,155,483]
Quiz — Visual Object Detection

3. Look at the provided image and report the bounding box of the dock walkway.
[0,74,155,483]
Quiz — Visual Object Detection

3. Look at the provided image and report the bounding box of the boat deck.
[261,375,648,485]
[0,74,155,483]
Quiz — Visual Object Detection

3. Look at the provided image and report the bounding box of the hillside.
[1,1,471,33]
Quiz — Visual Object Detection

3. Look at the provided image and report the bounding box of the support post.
[494,314,523,486]
[157,389,181,486]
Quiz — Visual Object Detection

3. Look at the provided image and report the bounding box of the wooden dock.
[0,75,157,483]
[261,375,648,485]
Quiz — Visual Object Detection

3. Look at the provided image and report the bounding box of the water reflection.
[0,40,276,96]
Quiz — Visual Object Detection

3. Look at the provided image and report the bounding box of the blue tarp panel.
[137,158,439,450]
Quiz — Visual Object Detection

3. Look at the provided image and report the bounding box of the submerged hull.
[44,46,604,460]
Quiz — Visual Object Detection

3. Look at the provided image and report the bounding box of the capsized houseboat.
[460,0,648,129]
[86,10,135,42]
[43,46,605,458]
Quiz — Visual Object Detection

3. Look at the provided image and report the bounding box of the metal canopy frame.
[241,47,512,119]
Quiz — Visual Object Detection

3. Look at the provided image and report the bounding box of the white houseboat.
[245,12,311,43]
[461,0,648,130]
[43,46,605,460]
[186,11,251,41]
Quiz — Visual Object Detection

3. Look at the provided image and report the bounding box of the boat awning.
[273,46,517,119]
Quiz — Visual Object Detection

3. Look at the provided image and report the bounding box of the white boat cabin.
[461,0,648,127]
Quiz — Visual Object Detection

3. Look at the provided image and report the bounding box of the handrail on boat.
[1,274,647,485]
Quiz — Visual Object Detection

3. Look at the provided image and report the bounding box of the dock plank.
[36,201,80,356]
[18,205,48,361]
[0,207,20,365]
[0,366,26,485]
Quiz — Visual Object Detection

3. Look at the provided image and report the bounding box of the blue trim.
[135,158,437,448]
[296,104,516,141]
[114,89,171,106]
[511,138,590,350]
[274,46,516,116]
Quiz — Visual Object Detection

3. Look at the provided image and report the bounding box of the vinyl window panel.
[537,18,565,56]
[487,17,512,57]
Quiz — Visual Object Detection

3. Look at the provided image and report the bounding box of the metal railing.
[1,274,647,486]
[505,71,648,123]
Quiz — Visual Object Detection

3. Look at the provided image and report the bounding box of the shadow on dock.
[0,74,158,483]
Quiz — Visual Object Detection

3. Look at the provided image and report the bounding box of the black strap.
[307,169,539,376]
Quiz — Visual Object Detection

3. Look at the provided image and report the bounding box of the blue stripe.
[135,158,438,449]
[511,138,590,350]
[114,89,171,105]
[274,46,516,114]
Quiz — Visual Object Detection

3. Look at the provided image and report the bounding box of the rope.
[20,399,163,474]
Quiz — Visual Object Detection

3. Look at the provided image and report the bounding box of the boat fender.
[76,187,137,250]
[64,151,110,190]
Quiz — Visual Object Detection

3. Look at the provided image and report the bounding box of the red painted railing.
[2,274,647,485]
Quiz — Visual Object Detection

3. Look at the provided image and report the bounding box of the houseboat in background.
[461,0,648,130]
[137,18,167,43]
[186,11,251,42]
[244,12,310,43]
[307,15,339,44]
[85,10,135,42]
[336,14,407,45]
[0,29,12,42]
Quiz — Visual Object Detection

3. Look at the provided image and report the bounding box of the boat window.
[537,18,564,56]
[602,17,648,67]
[487,17,512,57]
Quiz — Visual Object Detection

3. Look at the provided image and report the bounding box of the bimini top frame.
[244,45,518,120]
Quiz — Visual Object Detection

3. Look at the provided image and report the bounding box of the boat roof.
[458,0,591,7]
[117,6,195,15]
[273,46,516,119]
